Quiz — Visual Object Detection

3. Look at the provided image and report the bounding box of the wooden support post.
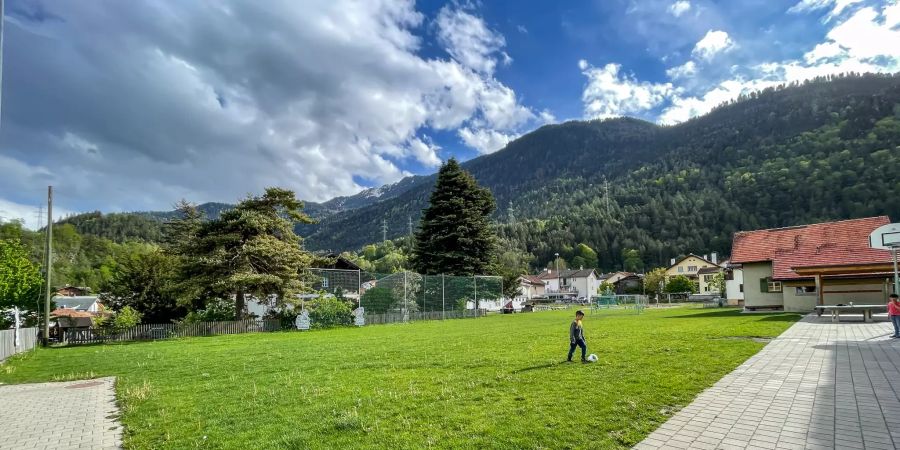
[815,274,824,317]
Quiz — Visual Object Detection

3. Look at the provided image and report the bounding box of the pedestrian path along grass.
[0,307,801,449]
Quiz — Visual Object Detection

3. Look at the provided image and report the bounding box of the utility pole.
[43,186,53,346]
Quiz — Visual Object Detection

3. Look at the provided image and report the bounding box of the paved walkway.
[636,314,900,450]
[0,377,122,449]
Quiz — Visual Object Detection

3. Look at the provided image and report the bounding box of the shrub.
[183,298,236,323]
[114,306,142,329]
[665,275,696,294]
[92,306,142,335]
[360,286,396,314]
[307,295,352,328]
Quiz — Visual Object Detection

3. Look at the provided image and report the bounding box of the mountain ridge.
[54,73,900,272]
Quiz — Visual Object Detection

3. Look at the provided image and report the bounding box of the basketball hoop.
[870,223,900,295]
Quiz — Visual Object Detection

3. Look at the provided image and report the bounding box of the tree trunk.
[235,288,245,320]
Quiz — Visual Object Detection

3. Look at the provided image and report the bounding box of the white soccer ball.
[587,354,598,362]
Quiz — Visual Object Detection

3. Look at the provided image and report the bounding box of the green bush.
[360,286,396,314]
[308,295,352,328]
[183,298,236,323]
[92,306,142,336]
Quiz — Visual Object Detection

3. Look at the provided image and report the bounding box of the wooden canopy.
[791,262,896,306]
[791,263,895,277]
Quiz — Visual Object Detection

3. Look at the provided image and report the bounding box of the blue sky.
[0,0,898,227]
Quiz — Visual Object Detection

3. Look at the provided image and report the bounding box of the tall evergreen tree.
[172,188,315,319]
[411,158,497,275]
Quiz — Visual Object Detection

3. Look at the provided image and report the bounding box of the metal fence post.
[474,275,478,312]
[442,274,446,320]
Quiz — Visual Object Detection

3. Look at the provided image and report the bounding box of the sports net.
[306,269,503,324]
[590,294,650,315]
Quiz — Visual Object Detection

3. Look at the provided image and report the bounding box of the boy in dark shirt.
[567,310,588,363]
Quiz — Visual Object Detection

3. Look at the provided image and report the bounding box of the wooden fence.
[59,309,486,345]
[63,319,282,345]
[1,327,40,362]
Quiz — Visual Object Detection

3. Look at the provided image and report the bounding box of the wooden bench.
[814,305,887,323]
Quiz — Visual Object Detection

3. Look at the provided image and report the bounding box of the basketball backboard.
[869,223,900,249]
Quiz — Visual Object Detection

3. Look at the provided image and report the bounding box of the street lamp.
[555,252,560,296]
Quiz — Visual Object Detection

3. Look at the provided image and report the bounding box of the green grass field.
[0,307,801,449]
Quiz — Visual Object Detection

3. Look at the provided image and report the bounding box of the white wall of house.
[570,273,599,300]
[742,262,785,308]
[726,268,744,302]
[544,276,560,292]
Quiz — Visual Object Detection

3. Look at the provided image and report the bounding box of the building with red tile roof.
[731,216,896,312]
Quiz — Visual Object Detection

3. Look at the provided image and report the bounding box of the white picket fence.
[0,327,40,362]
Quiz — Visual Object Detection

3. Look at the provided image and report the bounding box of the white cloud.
[458,127,516,154]
[0,1,545,213]
[803,42,844,63]
[666,60,697,79]
[587,1,899,125]
[407,137,442,168]
[691,30,736,60]
[788,0,862,19]
[668,1,692,17]
[435,6,510,75]
[580,62,672,119]
[659,78,777,124]
[824,6,900,60]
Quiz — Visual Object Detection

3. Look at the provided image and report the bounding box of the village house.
[50,296,105,341]
[598,271,633,286]
[665,253,721,291]
[724,264,745,306]
[517,275,546,300]
[731,216,896,312]
[613,273,644,295]
[697,266,724,294]
[54,296,102,313]
[55,285,92,297]
[538,268,600,301]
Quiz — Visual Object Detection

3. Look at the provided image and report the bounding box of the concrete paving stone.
[833,439,866,450]
[636,315,900,450]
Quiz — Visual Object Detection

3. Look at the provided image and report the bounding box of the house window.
[739,284,744,293]
[678,266,684,273]
[322,277,329,288]
[768,280,782,293]
[704,275,714,282]
[688,265,698,272]
[795,286,817,295]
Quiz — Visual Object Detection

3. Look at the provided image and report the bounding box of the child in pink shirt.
[888,294,900,338]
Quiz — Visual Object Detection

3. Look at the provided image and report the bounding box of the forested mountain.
[303,73,900,271]
[54,74,900,273]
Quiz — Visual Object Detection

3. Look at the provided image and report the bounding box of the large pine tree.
[411,158,497,275]
[168,188,314,319]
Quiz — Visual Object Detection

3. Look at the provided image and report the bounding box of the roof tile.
[731,216,893,280]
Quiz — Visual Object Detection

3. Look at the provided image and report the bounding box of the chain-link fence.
[307,269,503,323]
